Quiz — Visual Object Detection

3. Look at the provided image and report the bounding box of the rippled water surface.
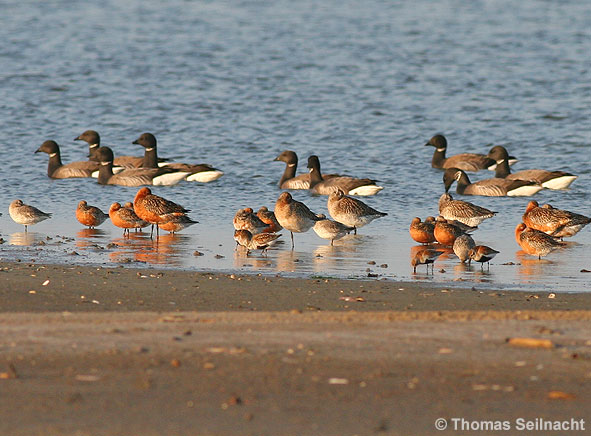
[1,0,590,292]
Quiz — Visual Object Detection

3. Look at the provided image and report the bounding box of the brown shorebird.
[409,217,436,244]
[488,145,577,190]
[453,234,476,263]
[312,214,355,245]
[76,201,109,229]
[438,193,496,227]
[233,208,267,234]
[274,192,323,248]
[234,229,281,255]
[9,200,52,232]
[425,134,517,172]
[109,202,149,236]
[468,245,499,269]
[515,223,565,259]
[522,200,591,239]
[35,140,99,178]
[411,248,444,273]
[433,216,474,247]
[443,168,543,197]
[133,187,191,238]
[306,155,383,196]
[257,206,283,233]
[158,215,198,234]
[327,189,386,234]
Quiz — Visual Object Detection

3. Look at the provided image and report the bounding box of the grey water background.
[1,0,590,292]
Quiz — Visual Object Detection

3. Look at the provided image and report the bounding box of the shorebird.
[274,192,323,248]
[132,133,224,183]
[409,217,436,244]
[438,193,497,227]
[133,187,191,238]
[35,140,99,178]
[306,155,383,196]
[96,146,189,186]
[434,216,474,246]
[327,189,386,234]
[443,168,543,197]
[425,134,517,172]
[488,145,577,190]
[157,215,198,234]
[468,245,499,269]
[9,199,52,232]
[76,201,109,229]
[515,223,565,259]
[273,150,339,190]
[522,200,591,239]
[453,234,476,263]
[313,214,355,245]
[109,202,149,236]
[233,208,268,235]
[234,229,281,255]
[257,206,283,233]
[411,248,444,273]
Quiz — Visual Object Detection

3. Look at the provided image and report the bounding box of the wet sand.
[1,262,591,435]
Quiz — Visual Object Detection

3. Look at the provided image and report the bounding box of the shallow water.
[1,0,590,292]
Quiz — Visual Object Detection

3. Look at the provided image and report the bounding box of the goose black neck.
[279,161,297,187]
[494,159,511,178]
[47,152,63,177]
[308,160,324,187]
[431,149,446,169]
[455,172,471,195]
[142,147,159,168]
[97,163,114,185]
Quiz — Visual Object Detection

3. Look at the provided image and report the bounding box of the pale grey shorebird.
[132,133,224,183]
[425,134,518,172]
[274,150,340,190]
[234,229,282,255]
[35,140,99,178]
[515,223,565,259]
[274,192,323,248]
[306,155,383,196]
[522,200,591,239]
[313,214,355,245]
[443,168,543,197]
[438,193,496,227]
[327,189,387,234]
[96,146,189,186]
[9,200,52,232]
[488,145,577,190]
[453,234,476,263]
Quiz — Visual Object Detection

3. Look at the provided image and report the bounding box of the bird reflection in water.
[76,228,107,249]
[108,233,187,265]
[515,250,555,280]
[9,232,38,246]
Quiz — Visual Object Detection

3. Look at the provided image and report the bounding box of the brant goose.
[426,134,517,171]
[96,147,189,186]
[488,145,577,190]
[35,140,99,178]
[306,155,383,196]
[132,133,223,183]
[443,168,543,197]
[274,150,339,190]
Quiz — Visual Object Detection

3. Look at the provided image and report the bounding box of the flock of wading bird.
[5,132,591,272]
[410,135,589,272]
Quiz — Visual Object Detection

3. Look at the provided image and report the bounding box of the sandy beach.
[1,262,590,435]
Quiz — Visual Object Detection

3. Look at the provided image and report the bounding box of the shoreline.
[1,262,591,435]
